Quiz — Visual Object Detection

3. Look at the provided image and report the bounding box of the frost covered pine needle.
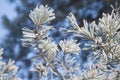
[29,5,55,26]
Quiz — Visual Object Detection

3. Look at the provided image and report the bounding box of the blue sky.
[0,0,17,43]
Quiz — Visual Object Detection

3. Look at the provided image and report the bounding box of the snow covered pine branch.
[21,4,120,80]
[0,49,22,80]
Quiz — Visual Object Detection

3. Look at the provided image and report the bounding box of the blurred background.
[0,0,119,80]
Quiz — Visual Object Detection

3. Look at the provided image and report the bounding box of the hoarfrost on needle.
[29,5,55,26]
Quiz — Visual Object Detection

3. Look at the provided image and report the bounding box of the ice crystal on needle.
[29,5,55,26]
[59,39,80,54]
